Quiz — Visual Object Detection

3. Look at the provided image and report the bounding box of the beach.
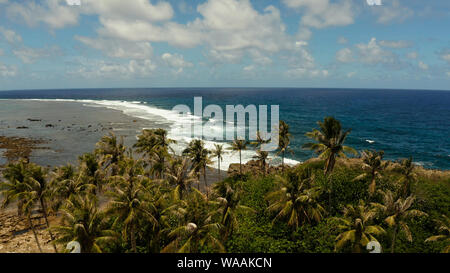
[0,99,224,253]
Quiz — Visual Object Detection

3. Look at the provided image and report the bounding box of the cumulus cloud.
[355,38,395,64]
[418,61,428,70]
[407,52,418,59]
[439,49,450,64]
[68,58,156,79]
[282,0,355,28]
[336,48,353,63]
[373,0,414,24]
[7,0,79,29]
[76,36,153,60]
[0,62,17,77]
[0,27,22,44]
[161,53,193,74]
[13,46,61,64]
[378,40,412,49]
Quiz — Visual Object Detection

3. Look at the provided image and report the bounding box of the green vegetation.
[0,117,449,253]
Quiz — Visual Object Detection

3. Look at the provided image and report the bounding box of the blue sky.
[0,0,449,90]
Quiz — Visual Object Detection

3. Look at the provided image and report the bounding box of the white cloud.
[68,58,156,79]
[373,0,414,24]
[347,71,356,78]
[7,0,79,29]
[439,50,450,64]
[338,37,348,44]
[336,48,353,63]
[379,40,412,48]
[0,27,22,44]
[0,62,17,77]
[418,61,428,70]
[161,53,193,74]
[81,0,173,22]
[76,36,153,59]
[282,0,355,28]
[355,38,395,64]
[407,52,418,59]
[13,46,61,64]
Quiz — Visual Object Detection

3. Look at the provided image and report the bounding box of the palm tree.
[0,162,43,252]
[50,166,95,211]
[165,158,197,200]
[162,189,224,253]
[253,150,269,174]
[334,201,385,253]
[1,159,29,217]
[211,144,227,179]
[95,132,126,176]
[52,195,118,253]
[134,129,176,178]
[425,215,450,253]
[303,117,357,176]
[108,157,158,252]
[183,139,211,191]
[353,150,389,195]
[266,169,325,229]
[26,163,59,252]
[397,157,417,197]
[371,190,427,253]
[228,139,248,175]
[277,121,292,169]
[79,153,105,194]
[213,181,254,241]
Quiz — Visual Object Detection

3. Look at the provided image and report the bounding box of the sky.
[0,0,449,91]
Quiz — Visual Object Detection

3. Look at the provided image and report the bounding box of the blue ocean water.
[0,88,449,170]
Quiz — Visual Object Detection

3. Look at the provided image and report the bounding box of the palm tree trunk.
[391,226,398,253]
[27,213,43,253]
[131,223,137,253]
[203,166,208,197]
[39,198,58,253]
[282,150,285,169]
[239,150,242,175]
[217,157,221,180]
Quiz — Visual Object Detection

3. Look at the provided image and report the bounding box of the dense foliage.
[1,118,449,253]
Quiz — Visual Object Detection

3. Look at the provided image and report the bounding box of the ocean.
[0,88,449,170]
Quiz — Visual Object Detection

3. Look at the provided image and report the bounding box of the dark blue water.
[1,88,449,169]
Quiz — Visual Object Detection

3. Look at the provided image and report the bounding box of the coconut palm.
[334,201,385,253]
[277,121,292,169]
[425,214,450,253]
[50,166,95,210]
[303,117,357,176]
[371,190,427,253]
[1,159,29,216]
[95,132,126,176]
[108,157,159,252]
[228,139,248,175]
[253,150,269,174]
[0,161,43,252]
[353,150,389,195]
[25,163,59,252]
[134,129,176,178]
[162,189,224,253]
[397,157,417,197]
[165,157,197,200]
[213,181,254,240]
[183,139,211,191]
[79,153,105,194]
[52,195,118,253]
[211,144,227,179]
[266,169,325,229]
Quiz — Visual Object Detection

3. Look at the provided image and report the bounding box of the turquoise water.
[0,88,449,169]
